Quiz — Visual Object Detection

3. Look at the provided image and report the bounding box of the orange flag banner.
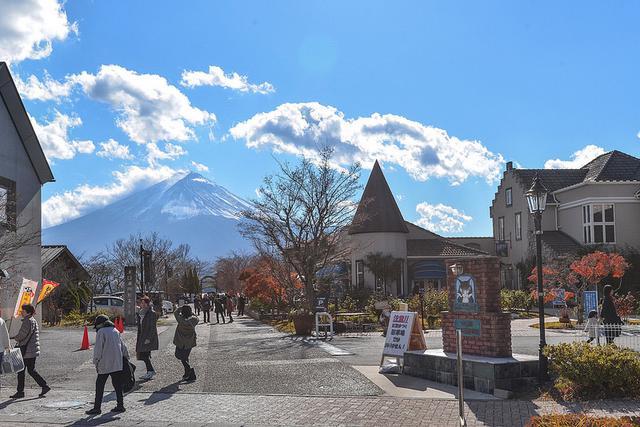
[37,279,60,305]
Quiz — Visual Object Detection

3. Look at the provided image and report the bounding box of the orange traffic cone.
[116,317,124,333]
[80,325,90,350]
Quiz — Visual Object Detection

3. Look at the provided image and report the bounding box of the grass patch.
[530,321,576,329]
[267,319,296,334]
[511,311,539,319]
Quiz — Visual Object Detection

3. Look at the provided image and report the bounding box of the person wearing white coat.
[86,315,129,415]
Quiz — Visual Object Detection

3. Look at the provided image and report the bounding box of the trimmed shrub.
[544,342,640,400]
[501,289,533,312]
[526,414,640,427]
[59,309,116,327]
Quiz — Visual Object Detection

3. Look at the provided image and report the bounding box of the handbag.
[1,347,25,374]
[120,356,136,393]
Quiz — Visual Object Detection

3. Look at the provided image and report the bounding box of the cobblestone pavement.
[0,388,639,426]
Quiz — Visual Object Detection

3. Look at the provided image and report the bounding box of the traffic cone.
[80,325,90,350]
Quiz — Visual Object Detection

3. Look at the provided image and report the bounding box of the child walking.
[584,310,598,343]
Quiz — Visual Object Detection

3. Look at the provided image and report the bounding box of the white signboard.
[382,311,416,357]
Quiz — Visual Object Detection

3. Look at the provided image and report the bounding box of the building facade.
[346,161,490,297]
[0,63,54,330]
[491,151,640,288]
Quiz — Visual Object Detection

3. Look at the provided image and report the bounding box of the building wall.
[0,98,43,331]
[348,232,408,296]
[556,183,640,248]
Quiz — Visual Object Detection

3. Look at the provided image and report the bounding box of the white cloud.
[229,102,504,185]
[31,111,94,160]
[0,0,77,63]
[415,202,472,233]
[191,161,209,172]
[96,139,133,160]
[146,142,187,165]
[42,164,180,227]
[14,72,73,101]
[69,65,216,144]
[544,145,606,169]
[180,65,274,94]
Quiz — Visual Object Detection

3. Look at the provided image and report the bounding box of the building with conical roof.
[345,161,491,297]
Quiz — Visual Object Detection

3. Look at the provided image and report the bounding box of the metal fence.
[582,323,640,352]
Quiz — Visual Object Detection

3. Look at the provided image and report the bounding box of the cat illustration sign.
[453,274,479,313]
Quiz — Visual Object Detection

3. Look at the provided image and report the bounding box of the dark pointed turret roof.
[349,160,409,234]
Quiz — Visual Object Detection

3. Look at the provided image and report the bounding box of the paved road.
[1,315,637,426]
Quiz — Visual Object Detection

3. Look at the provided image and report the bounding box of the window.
[582,204,615,244]
[355,260,364,289]
[515,212,522,241]
[498,217,505,241]
[110,298,124,307]
[0,177,16,230]
[505,187,512,207]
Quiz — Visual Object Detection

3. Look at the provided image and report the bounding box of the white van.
[88,295,125,315]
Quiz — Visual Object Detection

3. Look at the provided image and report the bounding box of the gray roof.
[541,231,582,256]
[42,245,89,280]
[511,151,640,201]
[349,160,409,234]
[406,238,489,258]
[0,62,54,185]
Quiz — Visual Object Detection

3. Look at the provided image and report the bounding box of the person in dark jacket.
[174,305,199,381]
[214,296,226,324]
[194,295,202,316]
[201,294,211,323]
[237,295,246,316]
[86,314,129,415]
[136,296,159,380]
[601,285,622,344]
[226,296,234,323]
[10,304,50,399]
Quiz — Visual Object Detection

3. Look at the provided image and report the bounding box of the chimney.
[506,161,513,171]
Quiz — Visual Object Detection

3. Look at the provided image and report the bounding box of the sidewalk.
[0,388,639,426]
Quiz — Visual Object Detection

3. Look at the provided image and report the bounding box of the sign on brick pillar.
[441,257,512,358]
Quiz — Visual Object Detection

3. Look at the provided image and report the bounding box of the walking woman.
[601,285,623,344]
[214,296,226,324]
[174,305,199,381]
[10,304,50,399]
[237,294,246,317]
[194,295,202,316]
[136,296,159,380]
[201,294,211,323]
[86,314,129,415]
[226,296,235,323]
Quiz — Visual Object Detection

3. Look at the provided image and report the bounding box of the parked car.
[88,295,125,316]
[162,300,175,315]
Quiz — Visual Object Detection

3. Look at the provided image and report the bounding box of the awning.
[411,261,446,279]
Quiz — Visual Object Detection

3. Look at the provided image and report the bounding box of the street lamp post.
[525,175,549,383]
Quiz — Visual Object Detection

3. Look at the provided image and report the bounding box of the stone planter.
[292,314,314,335]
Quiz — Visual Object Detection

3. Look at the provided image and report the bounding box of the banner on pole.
[13,278,37,318]
[37,279,60,305]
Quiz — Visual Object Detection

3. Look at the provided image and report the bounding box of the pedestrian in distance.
[226,295,234,323]
[237,294,246,316]
[201,294,211,323]
[136,296,159,380]
[601,284,623,344]
[214,295,226,324]
[10,304,50,399]
[173,305,198,381]
[194,294,202,316]
[584,310,598,343]
[86,314,129,415]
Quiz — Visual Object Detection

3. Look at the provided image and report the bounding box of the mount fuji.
[42,172,254,260]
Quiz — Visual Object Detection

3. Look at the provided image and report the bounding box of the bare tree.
[240,149,361,310]
[213,252,253,293]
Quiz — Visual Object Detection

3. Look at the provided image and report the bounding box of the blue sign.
[454,319,481,337]
[584,290,598,316]
[553,288,566,307]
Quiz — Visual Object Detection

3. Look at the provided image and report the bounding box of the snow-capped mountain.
[42,172,253,259]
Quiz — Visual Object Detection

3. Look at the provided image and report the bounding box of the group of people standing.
[194,293,246,324]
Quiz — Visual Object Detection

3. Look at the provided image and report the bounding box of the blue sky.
[3,0,640,236]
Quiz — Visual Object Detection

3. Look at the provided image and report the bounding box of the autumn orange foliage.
[238,258,302,306]
[569,251,629,285]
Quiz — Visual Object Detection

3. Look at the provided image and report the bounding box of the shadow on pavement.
[140,381,182,406]
[69,412,121,426]
[0,396,40,410]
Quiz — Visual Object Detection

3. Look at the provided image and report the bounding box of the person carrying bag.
[0,315,23,375]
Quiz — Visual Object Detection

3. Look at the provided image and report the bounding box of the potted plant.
[290,308,315,335]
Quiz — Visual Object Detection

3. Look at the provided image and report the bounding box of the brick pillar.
[441,257,512,357]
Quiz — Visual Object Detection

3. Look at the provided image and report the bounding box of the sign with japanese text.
[382,311,426,359]
[552,288,566,307]
[124,266,137,326]
[36,279,60,305]
[583,290,598,316]
[14,278,37,318]
[454,319,481,337]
